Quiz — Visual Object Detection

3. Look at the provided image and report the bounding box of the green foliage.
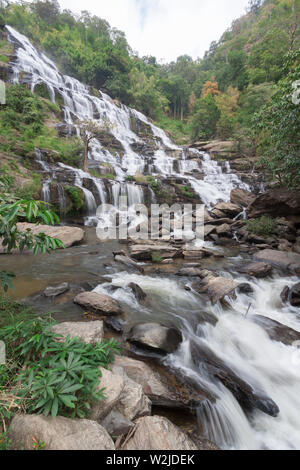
[191,95,220,140]
[151,252,163,264]
[253,51,300,187]
[0,309,120,422]
[0,272,15,293]
[179,185,196,199]
[65,186,84,214]
[16,173,42,200]
[246,216,278,236]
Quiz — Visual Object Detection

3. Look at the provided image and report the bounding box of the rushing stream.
[2,25,300,450]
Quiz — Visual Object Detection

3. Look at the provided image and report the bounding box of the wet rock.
[114,356,211,410]
[74,291,123,316]
[190,341,279,417]
[254,249,300,274]
[212,202,242,218]
[129,244,180,261]
[237,262,273,279]
[9,414,115,450]
[122,416,199,451]
[56,123,76,138]
[0,224,85,253]
[216,224,231,236]
[230,189,256,207]
[43,283,69,298]
[101,410,134,437]
[192,271,241,305]
[114,255,145,274]
[177,268,204,277]
[128,283,147,302]
[51,321,104,345]
[280,283,300,307]
[127,323,183,355]
[253,315,300,346]
[248,189,300,219]
[237,283,254,295]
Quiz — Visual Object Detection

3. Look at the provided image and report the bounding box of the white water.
[93,271,300,450]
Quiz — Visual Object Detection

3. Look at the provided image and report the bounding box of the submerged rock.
[122,416,200,451]
[253,315,300,345]
[114,255,145,273]
[74,291,123,316]
[128,283,147,302]
[43,283,69,298]
[280,283,300,307]
[51,321,104,345]
[237,262,273,278]
[9,414,115,450]
[190,341,279,417]
[129,244,180,261]
[127,323,183,355]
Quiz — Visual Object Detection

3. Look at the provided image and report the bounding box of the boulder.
[128,283,147,302]
[43,283,69,298]
[51,321,104,345]
[101,410,134,437]
[237,262,273,278]
[254,249,300,274]
[127,323,182,355]
[230,189,256,207]
[252,315,300,345]
[114,356,211,410]
[190,341,279,417]
[177,268,204,277]
[248,189,300,219]
[114,255,145,274]
[212,202,242,218]
[9,415,115,450]
[129,244,180,261]
[204,225,216,237]
[280,283,300,307]
[74,291,123,316]
[122,416,199,450]
[216,224,231,236]
[192,271,241,305]
[91,367,125,421]
[0,223,84,253]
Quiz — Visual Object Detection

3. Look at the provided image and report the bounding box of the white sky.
[59,0,250,62]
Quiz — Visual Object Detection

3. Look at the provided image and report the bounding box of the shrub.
[151,252,163,264]
[246,216,278,237]
[65,185,84,213]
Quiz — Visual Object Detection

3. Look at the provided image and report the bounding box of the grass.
[155,116,192,145]
[246,216,278,237]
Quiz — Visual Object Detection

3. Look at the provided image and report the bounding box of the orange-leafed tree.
[201,76,221,98]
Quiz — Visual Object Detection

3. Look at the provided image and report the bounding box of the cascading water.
[6,25,250,224]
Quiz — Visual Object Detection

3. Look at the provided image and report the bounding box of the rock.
[230,189,256,207]
[43,283,69,298]
[51,321,104,345]
[253,315,300,346]
[122,416,199,450]
[74,291,123,316]
[114,356,211,410]
[248,189,300,219]
[128,283,147,302]
[0,223,84,253]
[177,268,204,277]
[112,365,151,421]
[114,255,144,274]
[91,367,125,421]
[212,202,242,218]
[280,283,300,307]
[204,225,216,237]
[190,341,279,417]
[183,248,223,260]
[237,283,254,295]
[101,410,134,437]
[127,323,182,355]
[129,244,180,261]
[9,415,115,450]
[216,224,231,236]
[254,249,300,274]
[192,271,241,305]
[237,262,273,278]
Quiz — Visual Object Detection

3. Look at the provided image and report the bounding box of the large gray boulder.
[123,416,203,450]
[91,367,125,421]
[127,323,183,355]
[254,249,300,274]
[248,189,300,218]
[0,223,84,253]
[51,321,104,345]
[9,414,115,450]
[237,262,273,278]
[212,202,242,218]
[74,291,123,316]
[192,270,242,305]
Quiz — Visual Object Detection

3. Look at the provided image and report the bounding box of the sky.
[59,0,250,62]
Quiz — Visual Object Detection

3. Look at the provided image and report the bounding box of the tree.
[201,76,221,98]
[191,94,221,140]
[79,119,111,172]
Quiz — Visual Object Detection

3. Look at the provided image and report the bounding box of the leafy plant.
[246,216,278,237]
[151,252,163,264]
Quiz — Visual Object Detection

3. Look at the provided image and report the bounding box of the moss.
[179,185,197,199]
[65,185,84,214]
[98,173,115,180]
[0,55,9,64]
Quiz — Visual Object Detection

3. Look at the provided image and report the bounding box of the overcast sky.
[59,0,250,62]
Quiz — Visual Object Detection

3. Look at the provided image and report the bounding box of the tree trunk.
[83,141,89,172]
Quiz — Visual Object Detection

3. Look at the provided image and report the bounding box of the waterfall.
[5,24,251,224]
